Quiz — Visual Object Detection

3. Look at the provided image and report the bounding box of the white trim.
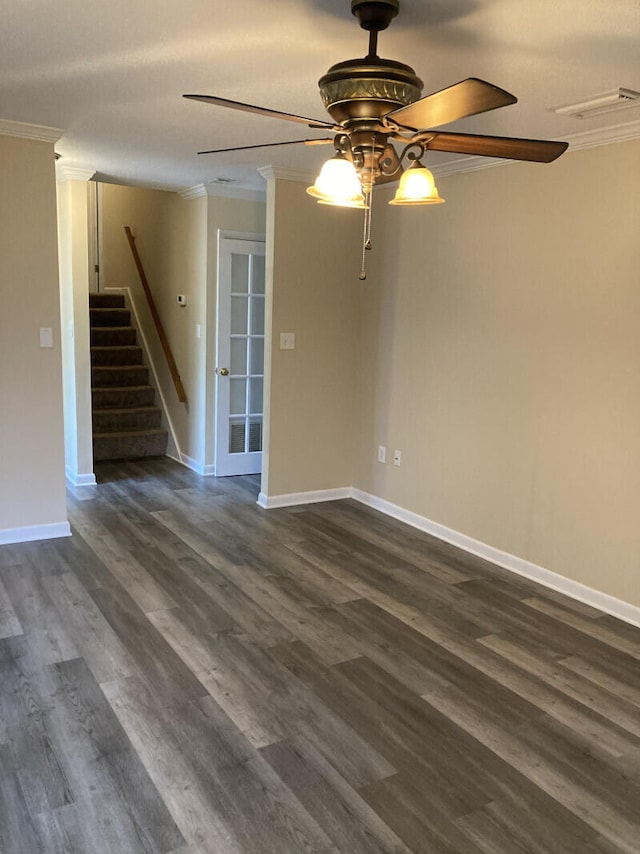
[179,182,267,202]
[352,489,640,629]
[104,287,182,462]
[218,229,265,243]
[65,469,97,487]
[0,521,71,545]
[180,184,207,200]
[258,165,314,184]
[560,117,640,151]
[173,453,215,477]
[55,165,96,183]
[0,118,63,143]
[257,487,352,509]
[205,182,266,202]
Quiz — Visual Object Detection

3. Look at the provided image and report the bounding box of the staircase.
[90,293,168,461]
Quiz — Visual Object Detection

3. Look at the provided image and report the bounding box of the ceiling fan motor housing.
[318,57,423,126]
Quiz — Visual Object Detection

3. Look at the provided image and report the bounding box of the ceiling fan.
[184,0,567,276]
[185,0,568,188]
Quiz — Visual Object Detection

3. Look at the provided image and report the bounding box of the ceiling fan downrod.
[351,0,400,58]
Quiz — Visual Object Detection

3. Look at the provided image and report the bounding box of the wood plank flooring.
[1,457,640,853]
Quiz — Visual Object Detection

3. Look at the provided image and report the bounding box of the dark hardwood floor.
[1,457,639,853]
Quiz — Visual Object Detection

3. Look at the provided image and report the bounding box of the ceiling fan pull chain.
[359,201,369,280]
[359,189,373,280]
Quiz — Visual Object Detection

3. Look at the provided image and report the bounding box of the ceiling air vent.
[552,88,640,119]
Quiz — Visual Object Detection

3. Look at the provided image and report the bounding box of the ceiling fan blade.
[424,131,569,162]
[197,138,334,155]
[184,94,337,130]
[385,78,517,131]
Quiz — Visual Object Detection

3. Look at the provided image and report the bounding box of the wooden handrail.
[124,226,187,403]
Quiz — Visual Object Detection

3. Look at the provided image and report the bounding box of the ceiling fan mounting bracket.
[351,0,399,32]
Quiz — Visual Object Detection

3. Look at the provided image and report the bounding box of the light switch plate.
[280,332,295,350]
[39,327,53,348]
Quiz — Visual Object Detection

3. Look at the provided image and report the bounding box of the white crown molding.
[0,118,64,143]
[258,165,315,184]
[561,117,640,151]
[0,521,71,545]
[180,182,266,202]
[180,184,207,200]
[55,164,96,183]
[205,182,266,202]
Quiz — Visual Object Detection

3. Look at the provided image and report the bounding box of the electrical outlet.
[393,449,401,466]
[377,445,386,463]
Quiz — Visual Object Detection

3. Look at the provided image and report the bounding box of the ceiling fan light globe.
[306,155,366,207]
[389,163,445,205]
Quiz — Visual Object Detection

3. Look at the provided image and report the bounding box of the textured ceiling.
[2,0,639,192]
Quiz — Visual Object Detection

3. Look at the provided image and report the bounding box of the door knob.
[218,367,229,376]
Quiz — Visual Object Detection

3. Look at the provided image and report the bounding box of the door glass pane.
[230,378,247,415]
[252,254,265,295]
[231,295,248,334]
[230,338,247,375]
[251,296,265,336]
[231,254,249,293]
[250,337,264,375]
[249,377,263,414]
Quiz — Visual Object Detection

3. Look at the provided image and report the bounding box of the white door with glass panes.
[215,235,266,476]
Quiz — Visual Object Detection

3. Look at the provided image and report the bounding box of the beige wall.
[261,175,362,497]
[355,138,640,608]
[100,183,265,469]
[0,135,68,536]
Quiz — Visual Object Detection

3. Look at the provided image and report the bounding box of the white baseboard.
[173,453,215,477]
[65,469,97,488]
[257,487,352,510]
[0,521,72,545]
[352,489,640,629]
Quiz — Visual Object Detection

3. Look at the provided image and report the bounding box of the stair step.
[91,386,157,409]
[90,307,131,327]
[89,293,125,309]
[92,429,168,462]
[91,345,143,367]
[91,326,137,347]
[92,365,149,387]
[92,406,162,433]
